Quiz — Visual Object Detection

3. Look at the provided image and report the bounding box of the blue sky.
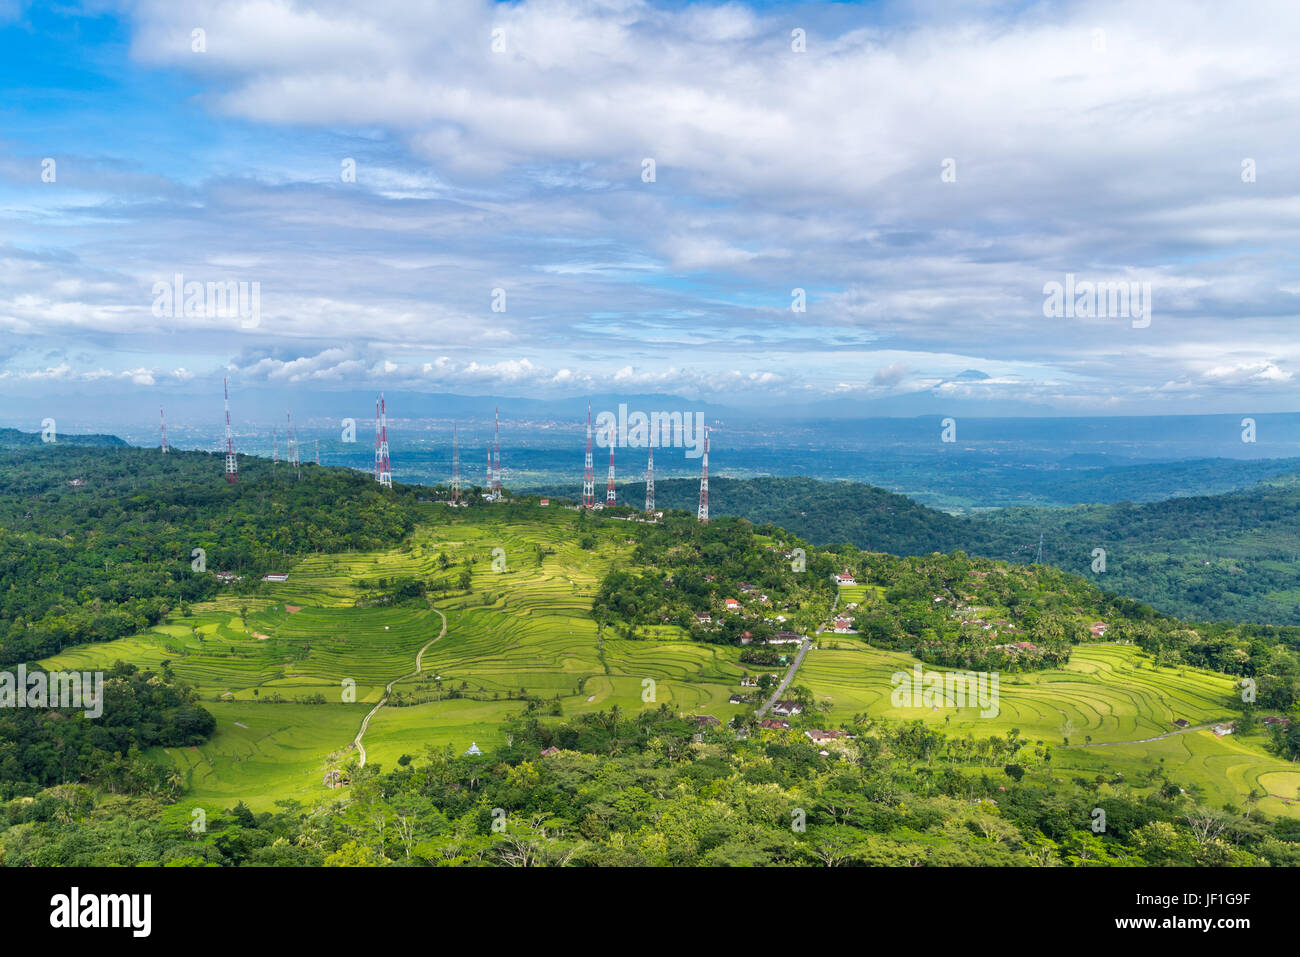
[1,0,1299,416]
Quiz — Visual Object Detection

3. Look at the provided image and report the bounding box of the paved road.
[353,607,447,767]
[755,638,813,718]
[752,590,838,718]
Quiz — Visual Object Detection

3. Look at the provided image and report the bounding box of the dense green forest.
[5,707,1299,867]
[0,445,428,665]
[593,475,1300,626]
[0,662,214,800]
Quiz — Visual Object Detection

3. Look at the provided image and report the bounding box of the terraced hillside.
[39,504,1299,818]
[40,507,752,807]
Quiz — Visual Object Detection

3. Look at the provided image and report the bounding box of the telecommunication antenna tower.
[491,408,502,500]
[451,423,461,503]
[605,426,616,505]
[223,379,238,483]
[697,426,710,524]
[582,403,595,508]
[375,394,392,488]
[644,444,655,514]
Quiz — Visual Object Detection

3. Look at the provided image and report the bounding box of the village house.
[1212,722,1236,737]
[771,700,803,716]
[540,746,560,757]
[759,718,791,731]
[262,572,289,583]
[832,616,854,633]
[805,729,854,744]
[835,573,857,586]
[1090,622,1108,638]
[696,612,712,624]
[994,641,1038,653]
[724,598,741,611]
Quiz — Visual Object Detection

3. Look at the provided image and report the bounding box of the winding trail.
[353,607,448,767]
[1058,722,1218,748]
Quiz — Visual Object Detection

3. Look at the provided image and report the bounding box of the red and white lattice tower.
[644,443,655,514]
[485,447,492,492]
[582,403,595,508]
[697,426,709,524]
[160,407,168,454]
[451,423,461,503]
[491,408,502,500]
[375,394,392,488]
[223,379,238,483]
[605,425,616,505]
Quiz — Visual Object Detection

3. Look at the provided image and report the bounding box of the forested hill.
[0,443,429,665]
[598,474,1300,626]
[0,427,127,447]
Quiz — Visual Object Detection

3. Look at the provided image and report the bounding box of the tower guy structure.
[644,444,654,514]
[223,379,238,483]
[374,394,392,488]
[272,426,279,465]
[159,407,168,454]
[605,424,616,505]
[697,426,709,523]
[582,403,596,508]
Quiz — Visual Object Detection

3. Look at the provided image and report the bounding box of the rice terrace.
[17,467,1300,870]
